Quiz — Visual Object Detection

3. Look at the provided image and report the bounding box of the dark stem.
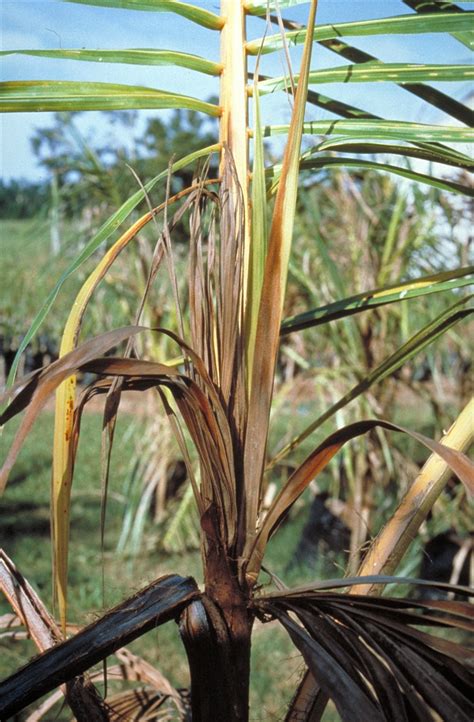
[179,595,252,722]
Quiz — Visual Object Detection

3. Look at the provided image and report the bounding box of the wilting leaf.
[256,587,474,722]
[247,418,473,579]
[6,143,219,386]
[0,326,151,493]
[243,0,319,561]
[271,297,472,467]
[0,551,105,718]
[0,574,199,719]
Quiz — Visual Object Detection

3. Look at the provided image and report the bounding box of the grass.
[1,220,468,719]
[0,218,141,365]
[0,404,320,719]
[0,401,382,720]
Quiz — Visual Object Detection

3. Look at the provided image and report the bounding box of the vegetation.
[0,1,473,720]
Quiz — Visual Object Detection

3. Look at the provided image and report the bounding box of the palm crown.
[0,1,473,720]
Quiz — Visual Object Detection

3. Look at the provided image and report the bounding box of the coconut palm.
[0,1,473,720]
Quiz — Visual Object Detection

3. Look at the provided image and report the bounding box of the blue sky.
[1,0,472,181]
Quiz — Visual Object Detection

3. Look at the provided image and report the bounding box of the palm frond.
[256,584,474,722]
[0,573,199,719]
[247,12,473,54]
[65,0,224,30]
[6,144,220,386]
[0,48,222,76]
[0,81,220,114]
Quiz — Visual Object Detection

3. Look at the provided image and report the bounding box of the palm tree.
[0,1,473,720]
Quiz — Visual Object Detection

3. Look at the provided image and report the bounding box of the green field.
[0,406,331,719]
[1,205,470,719]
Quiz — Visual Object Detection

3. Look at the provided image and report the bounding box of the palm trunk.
[178,5,253,718]
[180,599,252,721]
[180,543,253,721]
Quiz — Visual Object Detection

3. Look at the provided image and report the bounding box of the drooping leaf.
[246,417,474,579]
[264,119,474,144]
[0,326,153,493]
[0,81,220,114]
[65,0,224,30]
[274,610,385,722]
[272,297,472,469]
[0,49,222,76]
[0,574,200,719]
[6,143,219,386]
[268,156,474,197]
[287,401,474,722]
[281,267,474,334]
[355,398,474,592]
[53,217,157,633]
[51,183,200,632]
[258,574,474,598]
[243,0,319,560]
[0,551,106,718]
[260,590,474,722]
[58,343,239,552]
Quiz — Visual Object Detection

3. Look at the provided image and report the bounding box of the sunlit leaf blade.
[247,12,473,54]
[316,34,473,127]
[254,6,473,127]
[247,416,474,579]
[256,63,473,93]
[64,0,224,30]
[281,267,474,334]
[243,0,318,559]
[6,143,220,386]
[271,297,472,470]
[265,119,474,143]
[0,49,222,76]
[52,206,164,633]
[245,0,309,14]
[402,0,473,50]
[246,79,268,392]
[313,140,474,171]
[256,68,471,141]
[268,156,474,197]
[0,81,221,114]
[255,12,472,125]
